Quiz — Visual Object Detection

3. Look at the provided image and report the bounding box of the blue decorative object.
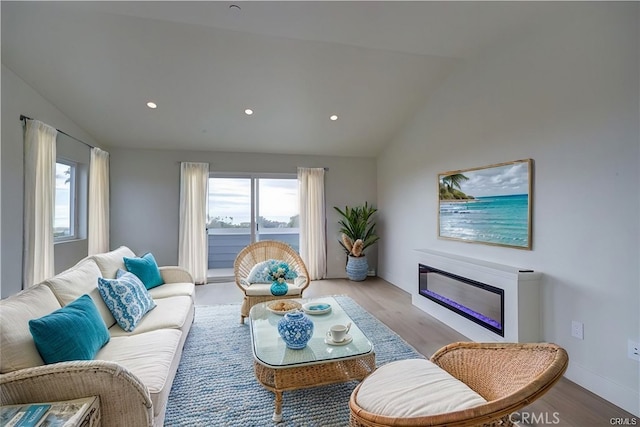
[346,255,368,281]
[247,259,298,284]
[277,311,314,349]
[270,280,288,296]
[29,294,110,364]
[123,252,164,289]
[98,269,156,332]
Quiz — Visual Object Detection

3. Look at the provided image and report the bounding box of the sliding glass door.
[256,178,298,247]
[207,177,253,273]
[207,174,298,280]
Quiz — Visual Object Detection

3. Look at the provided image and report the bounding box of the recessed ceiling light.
[330,115,338,121]
[146,101,157,109]
[245,109,254,115]
[229,4,241,11]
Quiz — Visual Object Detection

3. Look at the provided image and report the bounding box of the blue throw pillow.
[29,294,110,364]
[123,252,164,290]
[98,270,156,332]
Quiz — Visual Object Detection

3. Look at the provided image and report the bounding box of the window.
[54,160,77,241]
[206,174,299,270]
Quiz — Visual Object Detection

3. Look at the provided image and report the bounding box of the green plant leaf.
[333,202,379,256]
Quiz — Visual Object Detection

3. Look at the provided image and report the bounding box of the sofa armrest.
[0,361,153,427]
[159,266,194,284]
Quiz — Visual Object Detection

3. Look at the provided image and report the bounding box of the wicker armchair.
[234,240,310,324]
[349,342,569,427]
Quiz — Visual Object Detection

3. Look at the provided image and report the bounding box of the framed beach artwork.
[438,159,533,250]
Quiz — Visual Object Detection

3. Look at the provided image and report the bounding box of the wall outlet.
[628,340,640,362]
[571,321,584,340]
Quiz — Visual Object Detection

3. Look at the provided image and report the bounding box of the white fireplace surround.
[413,249,541,343]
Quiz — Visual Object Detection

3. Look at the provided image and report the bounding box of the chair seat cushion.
[245,283,302,296]
[355,358,487,418]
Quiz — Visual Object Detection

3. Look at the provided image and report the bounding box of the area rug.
[165,296,424,426]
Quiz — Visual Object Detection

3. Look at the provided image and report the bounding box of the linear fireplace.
[413,249,541,342]
[419,264,504,336]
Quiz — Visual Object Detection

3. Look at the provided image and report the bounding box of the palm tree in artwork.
[439,173,471,200]
[441,173,468,191]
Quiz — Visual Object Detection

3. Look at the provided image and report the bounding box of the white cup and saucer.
[325,323,352,345]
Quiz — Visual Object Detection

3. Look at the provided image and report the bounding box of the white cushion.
[147,282,195,300]
[108,296,193,337]
[96,329,182,413]
[41,259,116,328]
[245,283,302,296]
[0,285,61,373]
[90,246,136,279]
[356,358,487,417]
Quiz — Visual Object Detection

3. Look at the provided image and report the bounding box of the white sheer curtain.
[298,167,326,280]
[88,147,110,255]
[23,120,57,289]
[179,162,209,284]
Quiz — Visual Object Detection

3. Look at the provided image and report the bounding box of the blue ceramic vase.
[346,255,368,281]
[270,280,288,296]
[277,311,314,349]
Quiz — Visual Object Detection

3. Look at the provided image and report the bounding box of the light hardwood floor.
[196,277,637,427]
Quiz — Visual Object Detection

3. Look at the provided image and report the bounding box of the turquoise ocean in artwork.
[439,194,529,247]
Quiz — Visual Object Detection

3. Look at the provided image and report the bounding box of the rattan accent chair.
[234,240,310,324]
[349,342,569,427]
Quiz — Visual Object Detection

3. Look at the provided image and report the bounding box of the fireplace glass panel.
[419,264,504,336]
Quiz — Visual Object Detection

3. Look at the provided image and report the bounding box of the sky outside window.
[55,162,72,236]
[207,177,298,226]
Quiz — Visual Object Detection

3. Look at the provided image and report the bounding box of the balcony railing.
[207,228,300,269]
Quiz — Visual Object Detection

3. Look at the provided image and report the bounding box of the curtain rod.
[177,162,328,171]
[20,115,95,149]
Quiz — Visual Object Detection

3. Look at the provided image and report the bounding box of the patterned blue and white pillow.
[247,260,274,284]
[98,269,156,332]
[246,259,298,284]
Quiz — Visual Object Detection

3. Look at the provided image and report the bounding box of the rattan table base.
[254,352,376,422]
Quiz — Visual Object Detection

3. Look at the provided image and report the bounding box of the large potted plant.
[334,202,380,281]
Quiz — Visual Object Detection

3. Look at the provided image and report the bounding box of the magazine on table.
[0,398,95,427]
[1,404,50,427]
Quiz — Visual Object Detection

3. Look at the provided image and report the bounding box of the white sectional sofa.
[0,246,195,427]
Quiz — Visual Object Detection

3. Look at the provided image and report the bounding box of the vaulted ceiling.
[2,1,567,157]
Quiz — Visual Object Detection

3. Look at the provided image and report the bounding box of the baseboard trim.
[565,362,639,417]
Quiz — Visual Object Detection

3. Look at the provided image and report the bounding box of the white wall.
[377,4,639,416]
[109,148,377,279]
[1,65,102,298]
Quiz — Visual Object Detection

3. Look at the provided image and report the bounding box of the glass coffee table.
[249,296,375,422]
